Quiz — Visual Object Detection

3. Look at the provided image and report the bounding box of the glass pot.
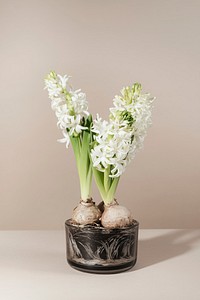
[65,219,139,274]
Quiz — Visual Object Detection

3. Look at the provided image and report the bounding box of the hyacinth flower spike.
[90,83,155,228]
[44,71,101,225]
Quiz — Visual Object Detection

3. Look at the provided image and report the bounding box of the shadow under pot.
[65,219,139,274]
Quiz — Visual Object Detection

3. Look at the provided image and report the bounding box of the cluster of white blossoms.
[44,71,89,147]
[45,74,155,178]
[91,83,155,178]
[91,115,133,177]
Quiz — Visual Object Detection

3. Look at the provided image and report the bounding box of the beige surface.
[0,230,200,299]
[1,0,200,229]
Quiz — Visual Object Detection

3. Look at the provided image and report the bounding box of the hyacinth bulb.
[101,201,133,229]
[72,200,101,225]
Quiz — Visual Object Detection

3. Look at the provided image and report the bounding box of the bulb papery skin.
[101,202,133,229]
[72,200,101,225]
[97,201,105,214]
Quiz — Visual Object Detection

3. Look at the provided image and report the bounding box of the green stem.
[70,131,92,201]
[106,176,120,205]
[93,167,120,205]
[104,165,111,193]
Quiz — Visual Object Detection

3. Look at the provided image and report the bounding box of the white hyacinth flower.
[91,83,155,179]
[91,117,133,178]
[110,83,155,160]
[45,73,155,206]
[57,130,70,148]
[44,71,93,202]
[44,71,90,147]
[91,83,155,205]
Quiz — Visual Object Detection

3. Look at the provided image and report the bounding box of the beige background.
[1,0,200,229]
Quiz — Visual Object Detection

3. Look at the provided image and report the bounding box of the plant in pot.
[44,71,155,273]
